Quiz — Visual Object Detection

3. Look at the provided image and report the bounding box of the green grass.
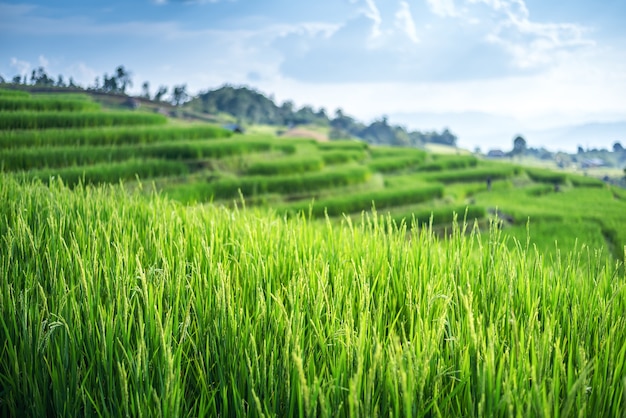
[318,140,369,151]
[0,97,101,112]
[0,88,30,97]
[21,159,189,186]
[474,186,626,261]
[569,174,606,188]
[0,125,232,148]
[0,111,167,130]
[279,183,444,217]
[319,150,367,165]
[1,138,286,172]
[1,175,625,416]
[416,155,478,172]
[420,165,521,183]
[390,204,487,227]
[525,167,568,184]
[163,165,372,203]
[246,155,325,175]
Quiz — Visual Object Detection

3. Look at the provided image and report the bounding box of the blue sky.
[1,0,626,151]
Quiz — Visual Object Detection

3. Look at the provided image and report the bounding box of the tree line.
[1,65,190,106]
[189,85,457,147]
[1,66,457,147]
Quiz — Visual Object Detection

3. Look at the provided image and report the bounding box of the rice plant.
[0,125,232,149]
[1,174,624,417]
[0,111,167,130]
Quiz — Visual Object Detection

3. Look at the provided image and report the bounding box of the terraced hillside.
[1,88,625,261]
[2,87,626,417]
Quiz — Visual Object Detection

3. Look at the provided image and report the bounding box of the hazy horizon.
[2,0,625,152]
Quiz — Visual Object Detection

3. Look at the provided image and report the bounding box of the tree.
[30,67,54,86]
[613,142,624,153]
[102,73,118,93]
[12,75,21,84]
[512,135,527,155]
[56,75,65,87]
[436,128,457,147]
[154,86,168,102]
[171,84,189,106]
[115,66,132,94]
[141,81,151,99]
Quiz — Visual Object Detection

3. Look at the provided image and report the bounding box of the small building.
[581,158,605,169]
[487,149,506,158]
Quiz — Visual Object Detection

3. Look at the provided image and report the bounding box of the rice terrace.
[1,84,626,417]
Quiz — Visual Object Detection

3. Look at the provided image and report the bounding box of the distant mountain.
[535,121,626,151]
[185,85,458,147]
[187,85,287,125]
[390,111,626,153]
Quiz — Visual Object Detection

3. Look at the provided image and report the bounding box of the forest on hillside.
[1,65,457,148]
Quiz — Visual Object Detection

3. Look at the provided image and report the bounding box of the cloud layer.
[269,0,595,83]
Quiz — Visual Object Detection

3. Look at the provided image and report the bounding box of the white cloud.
[427,0,458,17]
[38,55,49,69]
[10,57,31,76]
[423,0,596,70]
[395,1,419,44]
[482,0,594,69]
[361,0,383,41]
[65,62,99,86]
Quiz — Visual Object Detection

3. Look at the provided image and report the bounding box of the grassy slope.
[1,176,625,417]
[1,88,625,263]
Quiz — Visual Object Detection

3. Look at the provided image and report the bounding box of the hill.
[185,85,457,147]
[2,169,626,416]
[1,87,626,262]
[1,86,626,416]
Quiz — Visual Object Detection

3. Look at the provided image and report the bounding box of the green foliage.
[190,85,290,125]
[391,204,486,226]
[0,139,281,171]
[612,186,626,201]
[0,125,231,148]
[2,176,625,416]
[369,146,411,158]
[0,97,101,112]
[318,140,369,151]
[420,165,520,183]
[188,85,455,148]
[569,174,606,188]
[143,138,276,159]
[166,166,372,202]
[22,159,188,186]
[525,167,568,184]
[417,155,478,171]
[367,154,427,173]
[524,184,554,196]
[0,111,167,130]
[475,187,626,261]
[246,156,324,175]
[319,150,366,165]
[504,220,608,259]
[280,183,444,217]
[32,93,94,101]
[0,89,30,97]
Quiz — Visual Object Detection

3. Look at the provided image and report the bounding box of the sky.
[1,0,626,152]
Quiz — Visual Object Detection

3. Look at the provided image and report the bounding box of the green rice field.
[0,87,625,416]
